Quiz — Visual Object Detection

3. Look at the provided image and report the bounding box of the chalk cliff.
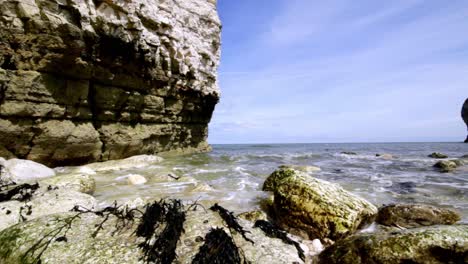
[0,0,221,166]
[463,98,468,143]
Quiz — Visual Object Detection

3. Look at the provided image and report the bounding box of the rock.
[86,155,163,172]
[434,160,458,172]
[462,98,468,143]
[0,201,306,263]
[263,167,378,240]
[341,151,357,155]
[189,182,214,192]
[376,153,394,160]
[280,164,321,173]
[0,185,97,231]
[428,152,448,159]
[376,204,460,228]
[317,225,468,264]
[1,159,55,183]
[40,174,96,194]
[126,174,147,185]
[238,210,268,222]
[0,0,221,167]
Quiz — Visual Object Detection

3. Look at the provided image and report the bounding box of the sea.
[76,143,468,223]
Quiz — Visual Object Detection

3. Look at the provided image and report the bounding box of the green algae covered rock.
[377,204,460,229]
[0,201,307,264]
[428,152,449,159]
[263,167,378,240]
[434,160,458,172]
[318,225,468,264]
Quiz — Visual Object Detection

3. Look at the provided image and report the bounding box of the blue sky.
[209,0,468,144]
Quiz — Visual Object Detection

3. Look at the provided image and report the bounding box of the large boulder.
[0,0,221,166]
[263,167,378,240]
[434,160,459,173]
[463,98,468,143]
[0,201,307,263]
[318,225,468,264]
[376,204,460,228]
[0,158,55,183]
[0,184,97,231]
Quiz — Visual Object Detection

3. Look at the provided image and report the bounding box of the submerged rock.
[0,201,306,263]
[280,164,321,173]
[86,155,163,172]
[0,159,55,183]
[318,225,468,264]
[375,153,394,160]
[428,152,449,159]
[263,167,378,240]
[376,204,460,228]
[341,151,357,155]
[40,174,96,194]
[126,174,147,185]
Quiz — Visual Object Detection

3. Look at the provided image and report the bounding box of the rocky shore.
[1,154,467,263]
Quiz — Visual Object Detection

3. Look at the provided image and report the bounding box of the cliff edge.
[463,98,468,143]
[0,0,221,166]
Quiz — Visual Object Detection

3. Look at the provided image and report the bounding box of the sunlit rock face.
[0,0,221,166]
[463,98,468,143]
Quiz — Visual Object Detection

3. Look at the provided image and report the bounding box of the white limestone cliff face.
[0,0,221,166]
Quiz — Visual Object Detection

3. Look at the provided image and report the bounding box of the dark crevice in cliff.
[0,82,6,105]
[87,79,106,159]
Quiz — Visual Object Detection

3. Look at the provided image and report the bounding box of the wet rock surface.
[428,152,448,159]
[263,167,378,240]
[0,0,221,166]
[376,204,460,228]
[434,160,460,172]
[0,184,97,231]
[318,225,468,264]
[0,200,307,264]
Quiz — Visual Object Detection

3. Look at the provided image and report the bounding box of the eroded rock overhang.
[0,0,221,166]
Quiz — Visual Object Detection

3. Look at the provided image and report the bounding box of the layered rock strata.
[0,0,221,166]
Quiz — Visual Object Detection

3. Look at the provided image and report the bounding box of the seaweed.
[192,228,242,264]
[210,204,253,244]
[0,183,40,202]
[254,220,305,261]
[72,201,141,237]
[138,199,186,264]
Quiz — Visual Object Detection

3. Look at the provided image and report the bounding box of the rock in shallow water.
[40,174,96,194]
[263,167,378,240]
[428,152,449,159]
[0,159,55,183]
[434,160,459,172]
[126,174,147,185]
[317,225,468,264]
[376,204,460,229]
